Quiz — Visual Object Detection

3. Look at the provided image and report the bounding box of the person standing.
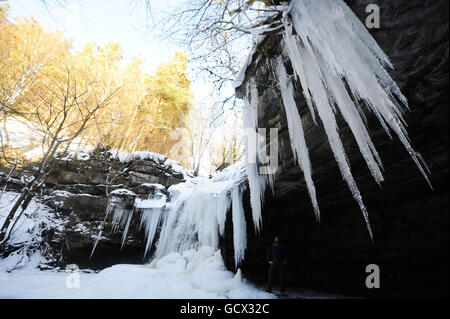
[265,236,287,293]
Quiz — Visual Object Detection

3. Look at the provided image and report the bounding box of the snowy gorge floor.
[0,247,274,299]
[0,190,274,299]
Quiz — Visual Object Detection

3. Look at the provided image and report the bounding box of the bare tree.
[0,66,120,245]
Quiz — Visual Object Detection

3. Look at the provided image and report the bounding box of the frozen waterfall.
[91,163,250,267]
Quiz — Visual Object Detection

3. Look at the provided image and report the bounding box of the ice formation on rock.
[276,58,320,222]
[90,191,136,259]
[231,186,247,267]
[279,0,431,238]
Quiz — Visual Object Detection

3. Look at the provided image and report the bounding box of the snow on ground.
[0,247,275,299]
[0,190,274,299]
[0,192,66,273]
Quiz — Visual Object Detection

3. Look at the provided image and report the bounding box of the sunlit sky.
[9,0,181,72]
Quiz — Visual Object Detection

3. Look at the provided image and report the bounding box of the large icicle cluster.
[90,189,137,259]
[236,0,431,240]
[242,78,270,233]
[243,0,431,239]
[90,187,166,258]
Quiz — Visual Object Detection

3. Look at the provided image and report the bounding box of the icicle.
[285,0,430,187]
[268,0,434,239]
[232,186,247,267]
[89,229,102,260]
[109,205,134,248]
[120,209,134,249]
[284,32,375,239]
[140,207,164,257]
[216,191,231,236]
[90,191,136,258]
[243,78,268,233]
[89,199,115,259]
[276,57,320,221]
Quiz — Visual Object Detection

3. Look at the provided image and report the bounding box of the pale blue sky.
[8,0,182,73]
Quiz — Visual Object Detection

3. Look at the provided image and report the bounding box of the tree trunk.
[0,187,29,243]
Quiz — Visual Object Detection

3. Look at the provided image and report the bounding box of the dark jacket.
[266,243,286,265]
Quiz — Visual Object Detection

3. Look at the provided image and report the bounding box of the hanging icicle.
[89,189,136,258]
[232,186,247,267]
[242,77,270,233]
[276,57,320,222]
[139,207,164,257]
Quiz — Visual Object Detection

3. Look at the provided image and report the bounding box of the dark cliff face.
[229,0,449,297]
